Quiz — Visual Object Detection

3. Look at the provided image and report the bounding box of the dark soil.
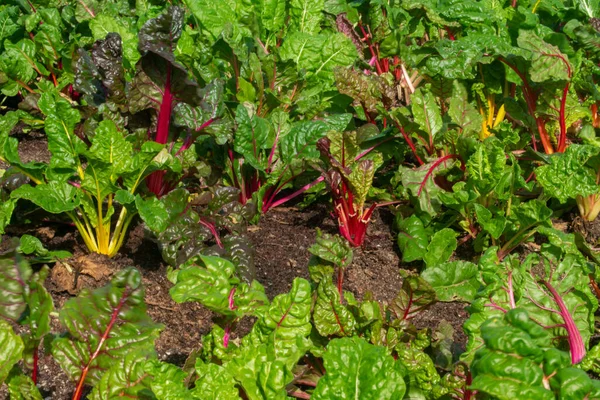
[571,213,600,246]
[0,136,470,399]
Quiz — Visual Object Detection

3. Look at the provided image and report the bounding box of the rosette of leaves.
[315,124,384,247]
[225,107,352,213]
[74,11,228,199]
[156,186,257,281]
[462,228,598,366]
[128,6,228,197]
[52,267,163,400]
[0,91,181,257]
[0,2,77,103]
[173,0,362,211]
[471,308,600,399]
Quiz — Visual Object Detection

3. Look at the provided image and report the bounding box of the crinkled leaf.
[169,255,268,317]
[397,215,429,263]
[89,351,156,400]
[313,277,357,337]
[448,80,483,136]
[470,309,569,400]
[536,144,600,203]
[0,319,24,383]
[192,360,241,399]
[289,0,323,34]
[280,32,357,83]
[474,203,507,240]
[246,278,312,364]
[390,270,436,322]
[422,261,479,302]
[11,181,80,214]
[136,188,188,233]
[38,93,85,174]
[280,120,330,164]
[52,268,162,386]
[308,230,353,269]
[6,372,42,400]
[412,87,443,141]
[423,228,457,268]
[312,336,405,399]
[517,30,572,82]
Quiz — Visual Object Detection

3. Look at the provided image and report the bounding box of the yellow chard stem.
[494,104,506,128]
[487,95,495,128]
[67,212,98,253]
[479,100,490,140]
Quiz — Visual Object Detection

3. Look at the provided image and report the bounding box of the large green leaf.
[312,336,406,399]
[192,361,241,399]
[471,308,600,399]
[38,93,85,174]
[412,88,443,142]
[183,0,251,43]
[279,120,330,164]
[245,278,312,366]
[11,181,81,214]
[536,144,600,203]
[89,352,156,400]
[289,0,324,34]
[517,30,572,82]
[422,261,479,302]
[397,215,429,263]
[170,255,268,317]
[423,228,457,268]
[448,81,483,136]
[280,32,358,83]
[0,319,24,384]
[52,268,162,387]
[389,271,436,322]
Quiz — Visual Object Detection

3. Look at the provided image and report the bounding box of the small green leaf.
[397,215,429,263]
[308,230,353,269]
[424,228,458,268]
[11,182,81,214]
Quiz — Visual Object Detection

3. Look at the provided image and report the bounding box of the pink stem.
[542,280,586,364]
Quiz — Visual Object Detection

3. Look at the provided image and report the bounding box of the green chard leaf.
[423,228,457,268]
[517,30,572,82]
[313,276,357,337]
[312,337,406,399]
[397,215,430,263]
[536,144,600,203]
[422,261,479,302]
[0,319,24,384]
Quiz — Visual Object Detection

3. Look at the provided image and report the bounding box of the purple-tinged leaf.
[52,268,162,399]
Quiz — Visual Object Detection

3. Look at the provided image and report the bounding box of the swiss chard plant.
[460,228,598,366]
[170,0,367,213]
[470,308,600,399]
[315,125,388,247]
[0,92,180,257]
